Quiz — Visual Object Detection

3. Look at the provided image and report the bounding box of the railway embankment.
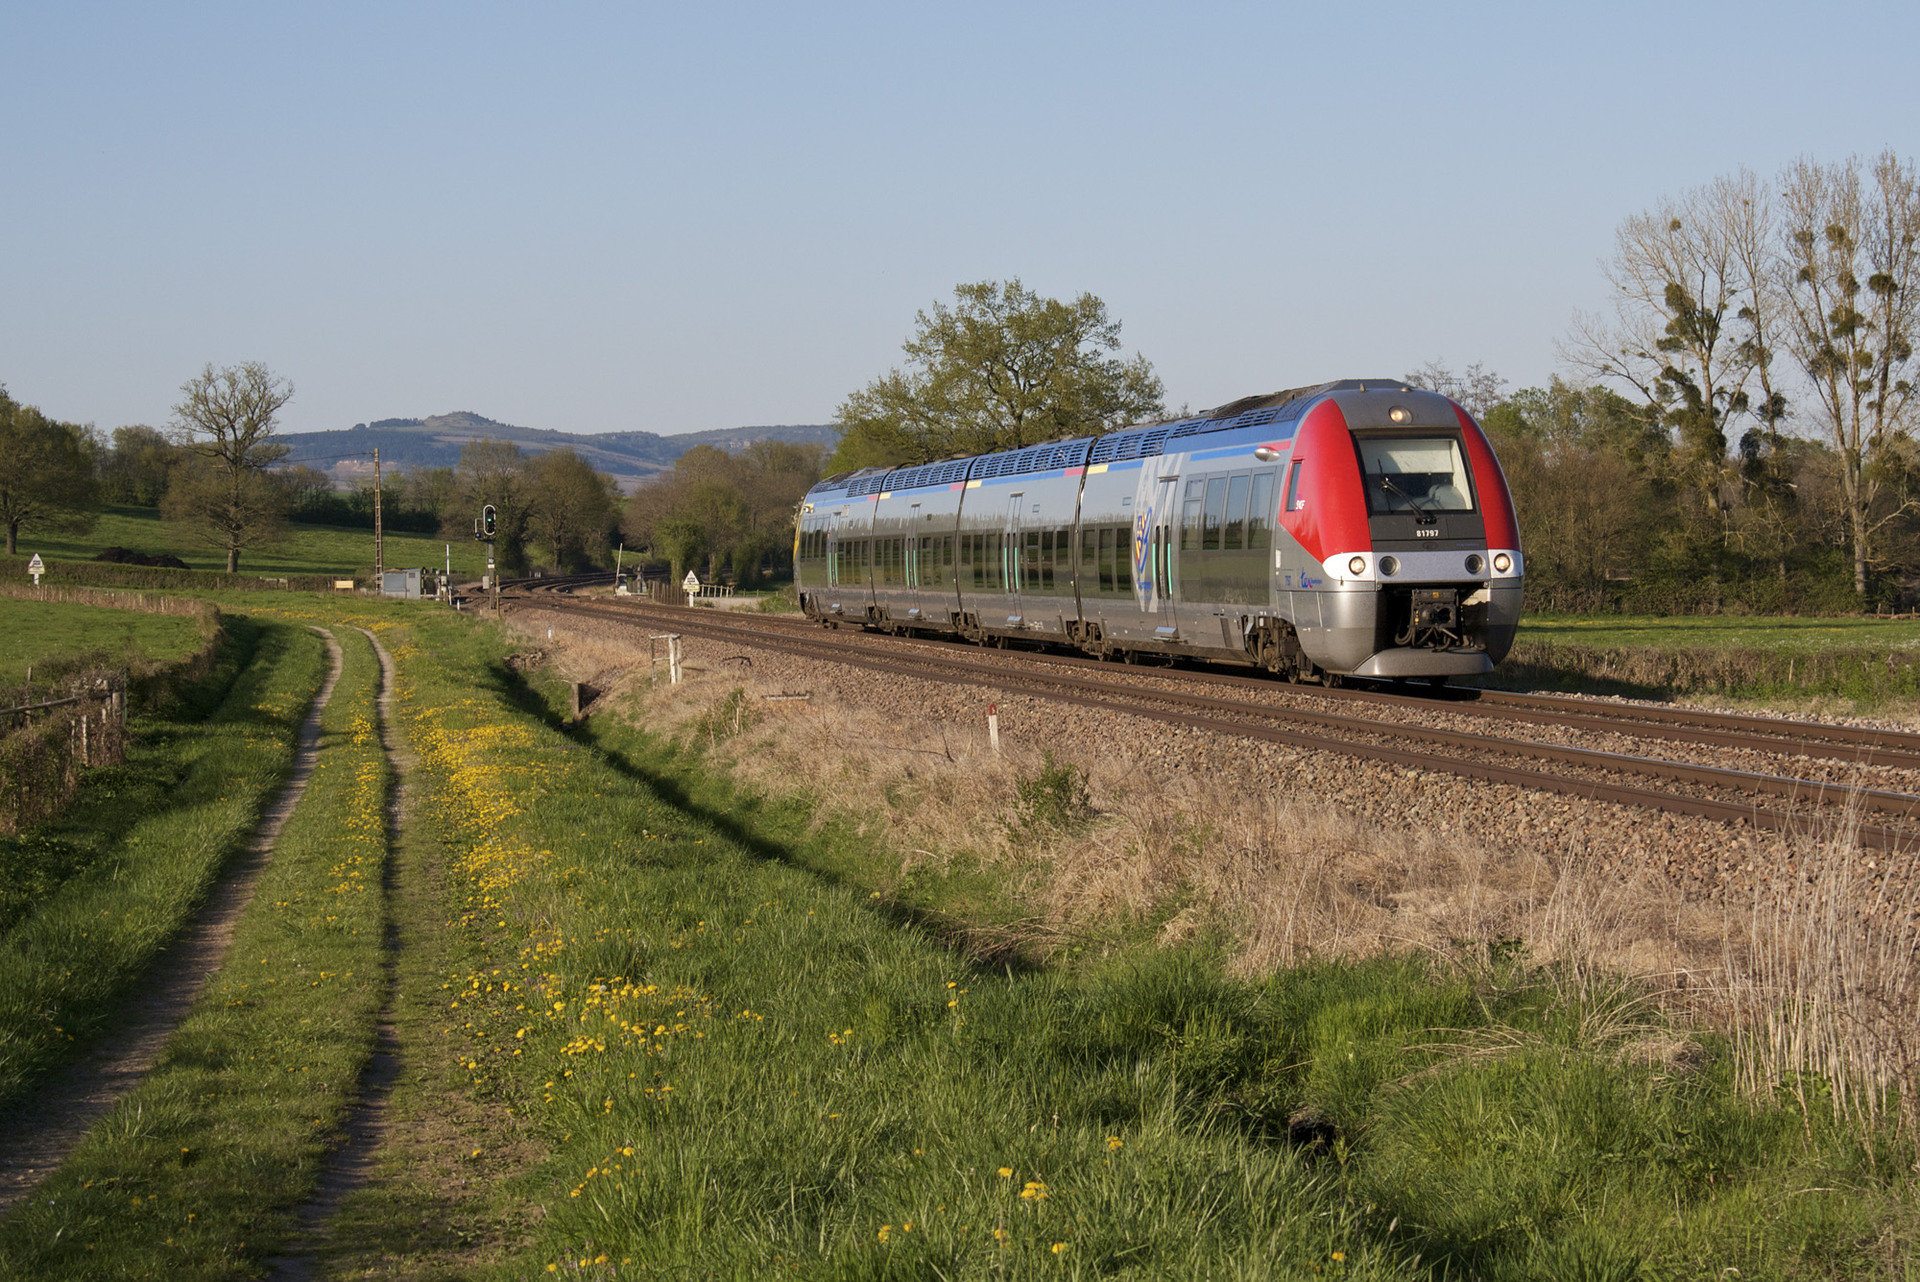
[476,597,1919,1277]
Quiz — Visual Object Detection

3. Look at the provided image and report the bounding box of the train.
[792,379,1522,685]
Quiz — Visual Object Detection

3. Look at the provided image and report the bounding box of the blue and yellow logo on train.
[1132,508,1153,592]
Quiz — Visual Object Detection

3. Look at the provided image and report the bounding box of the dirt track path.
[0,626,345,1218]
[268,627,410,1281]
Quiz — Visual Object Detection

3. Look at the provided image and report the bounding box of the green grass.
[0,627,392,1277]
[0,596,212,685]
[10,503,490,580]
[320,614,1916,1278]
[0,617,325,1112]
[1519,612,1920,653]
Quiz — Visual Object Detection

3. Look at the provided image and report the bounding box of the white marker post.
[987,701,1000,754]
[27,553,44,587]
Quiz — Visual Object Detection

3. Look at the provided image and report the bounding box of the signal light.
[1493,552,1512,574]
[482,504,497,538]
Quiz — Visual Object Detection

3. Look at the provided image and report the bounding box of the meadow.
[334,613,1919,1276]
[0,595,212,685]
[8,504,490,580]
[1517,612,1920,653]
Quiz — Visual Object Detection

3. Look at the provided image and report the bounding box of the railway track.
[503,583,1920,851]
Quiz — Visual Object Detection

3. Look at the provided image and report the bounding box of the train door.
[824,511,850,616]
[1002,491,1025,628]
[1150,475,1181,638]
[903,501,924,622]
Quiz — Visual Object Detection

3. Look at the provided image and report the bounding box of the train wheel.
[1320,671,1344,689]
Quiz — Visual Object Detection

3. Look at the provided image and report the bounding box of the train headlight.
[1347,555,1367,576]
[1465,554,1484,575]
[1388,406,1411,424]
[1378,555,1398,576]
[1493,552,1512,574]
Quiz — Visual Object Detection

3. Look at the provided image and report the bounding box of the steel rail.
[507,593,1916,850]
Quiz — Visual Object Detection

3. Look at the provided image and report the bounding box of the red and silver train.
[793,379,1522,684]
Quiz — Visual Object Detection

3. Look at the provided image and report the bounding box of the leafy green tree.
[447,439,531,573]
[623,440,826,586]
[162,362,295,573]
[831,279,1164,470]
[96,424,180,505]
[525,448,622,571]
[0,387,99,556]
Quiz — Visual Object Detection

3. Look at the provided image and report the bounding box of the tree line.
[0,364,630,575]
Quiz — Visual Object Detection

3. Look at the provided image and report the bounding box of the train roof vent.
[968,436,1093,480]
[842,469,891,497]
[884,457,973,491]
[1088,423,1174,465]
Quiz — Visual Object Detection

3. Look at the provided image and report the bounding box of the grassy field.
[1519,612,1920,652]
[0,596,212,684]
[0,617,325,1111]
[245,611,1906,1278]
[0,627,393,1276]
[12,504,491,580]
[6,595,1920,1275]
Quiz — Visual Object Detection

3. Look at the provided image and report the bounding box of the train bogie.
[796,379,1523,683]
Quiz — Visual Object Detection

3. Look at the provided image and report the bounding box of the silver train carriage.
[792,380,1523,683]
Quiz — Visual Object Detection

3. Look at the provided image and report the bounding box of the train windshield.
[1356,436,1474,515]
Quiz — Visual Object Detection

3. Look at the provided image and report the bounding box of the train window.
[1224,474,1251,550]
[1097,527,1115,593]
[1203,477,1228,551]
[1285,460,1304,512]
[1081,527,1097,574]
[1054,528,1069,591]
[1248,472,1276,550]
[1026,530,1042,591]
[1357,436,1475,513]
[1180,480,1204,551]
[943,535,953,568]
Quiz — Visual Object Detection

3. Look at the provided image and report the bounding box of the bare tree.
[163,362,294,572]
[1779,151,1920,596]
[1402,360,1509,419]
[1562,172,1792,606]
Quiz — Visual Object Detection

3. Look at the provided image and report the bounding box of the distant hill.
[279,412,838,491]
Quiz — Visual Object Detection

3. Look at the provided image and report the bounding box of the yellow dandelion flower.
[998,1167,1013,1178]
[1052,1242,1067,1255]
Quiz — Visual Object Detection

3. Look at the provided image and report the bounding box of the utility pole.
[373,445,384,581]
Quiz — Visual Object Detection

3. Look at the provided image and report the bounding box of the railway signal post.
[475,504,498,612]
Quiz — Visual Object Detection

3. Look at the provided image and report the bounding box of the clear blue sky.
[4,2,1915,439]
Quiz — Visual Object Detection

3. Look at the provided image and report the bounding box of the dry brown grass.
[1718,803,1920,1152]
[513,615,1720,988]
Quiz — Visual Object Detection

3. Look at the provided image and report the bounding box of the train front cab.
[1277,389,1522,679]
